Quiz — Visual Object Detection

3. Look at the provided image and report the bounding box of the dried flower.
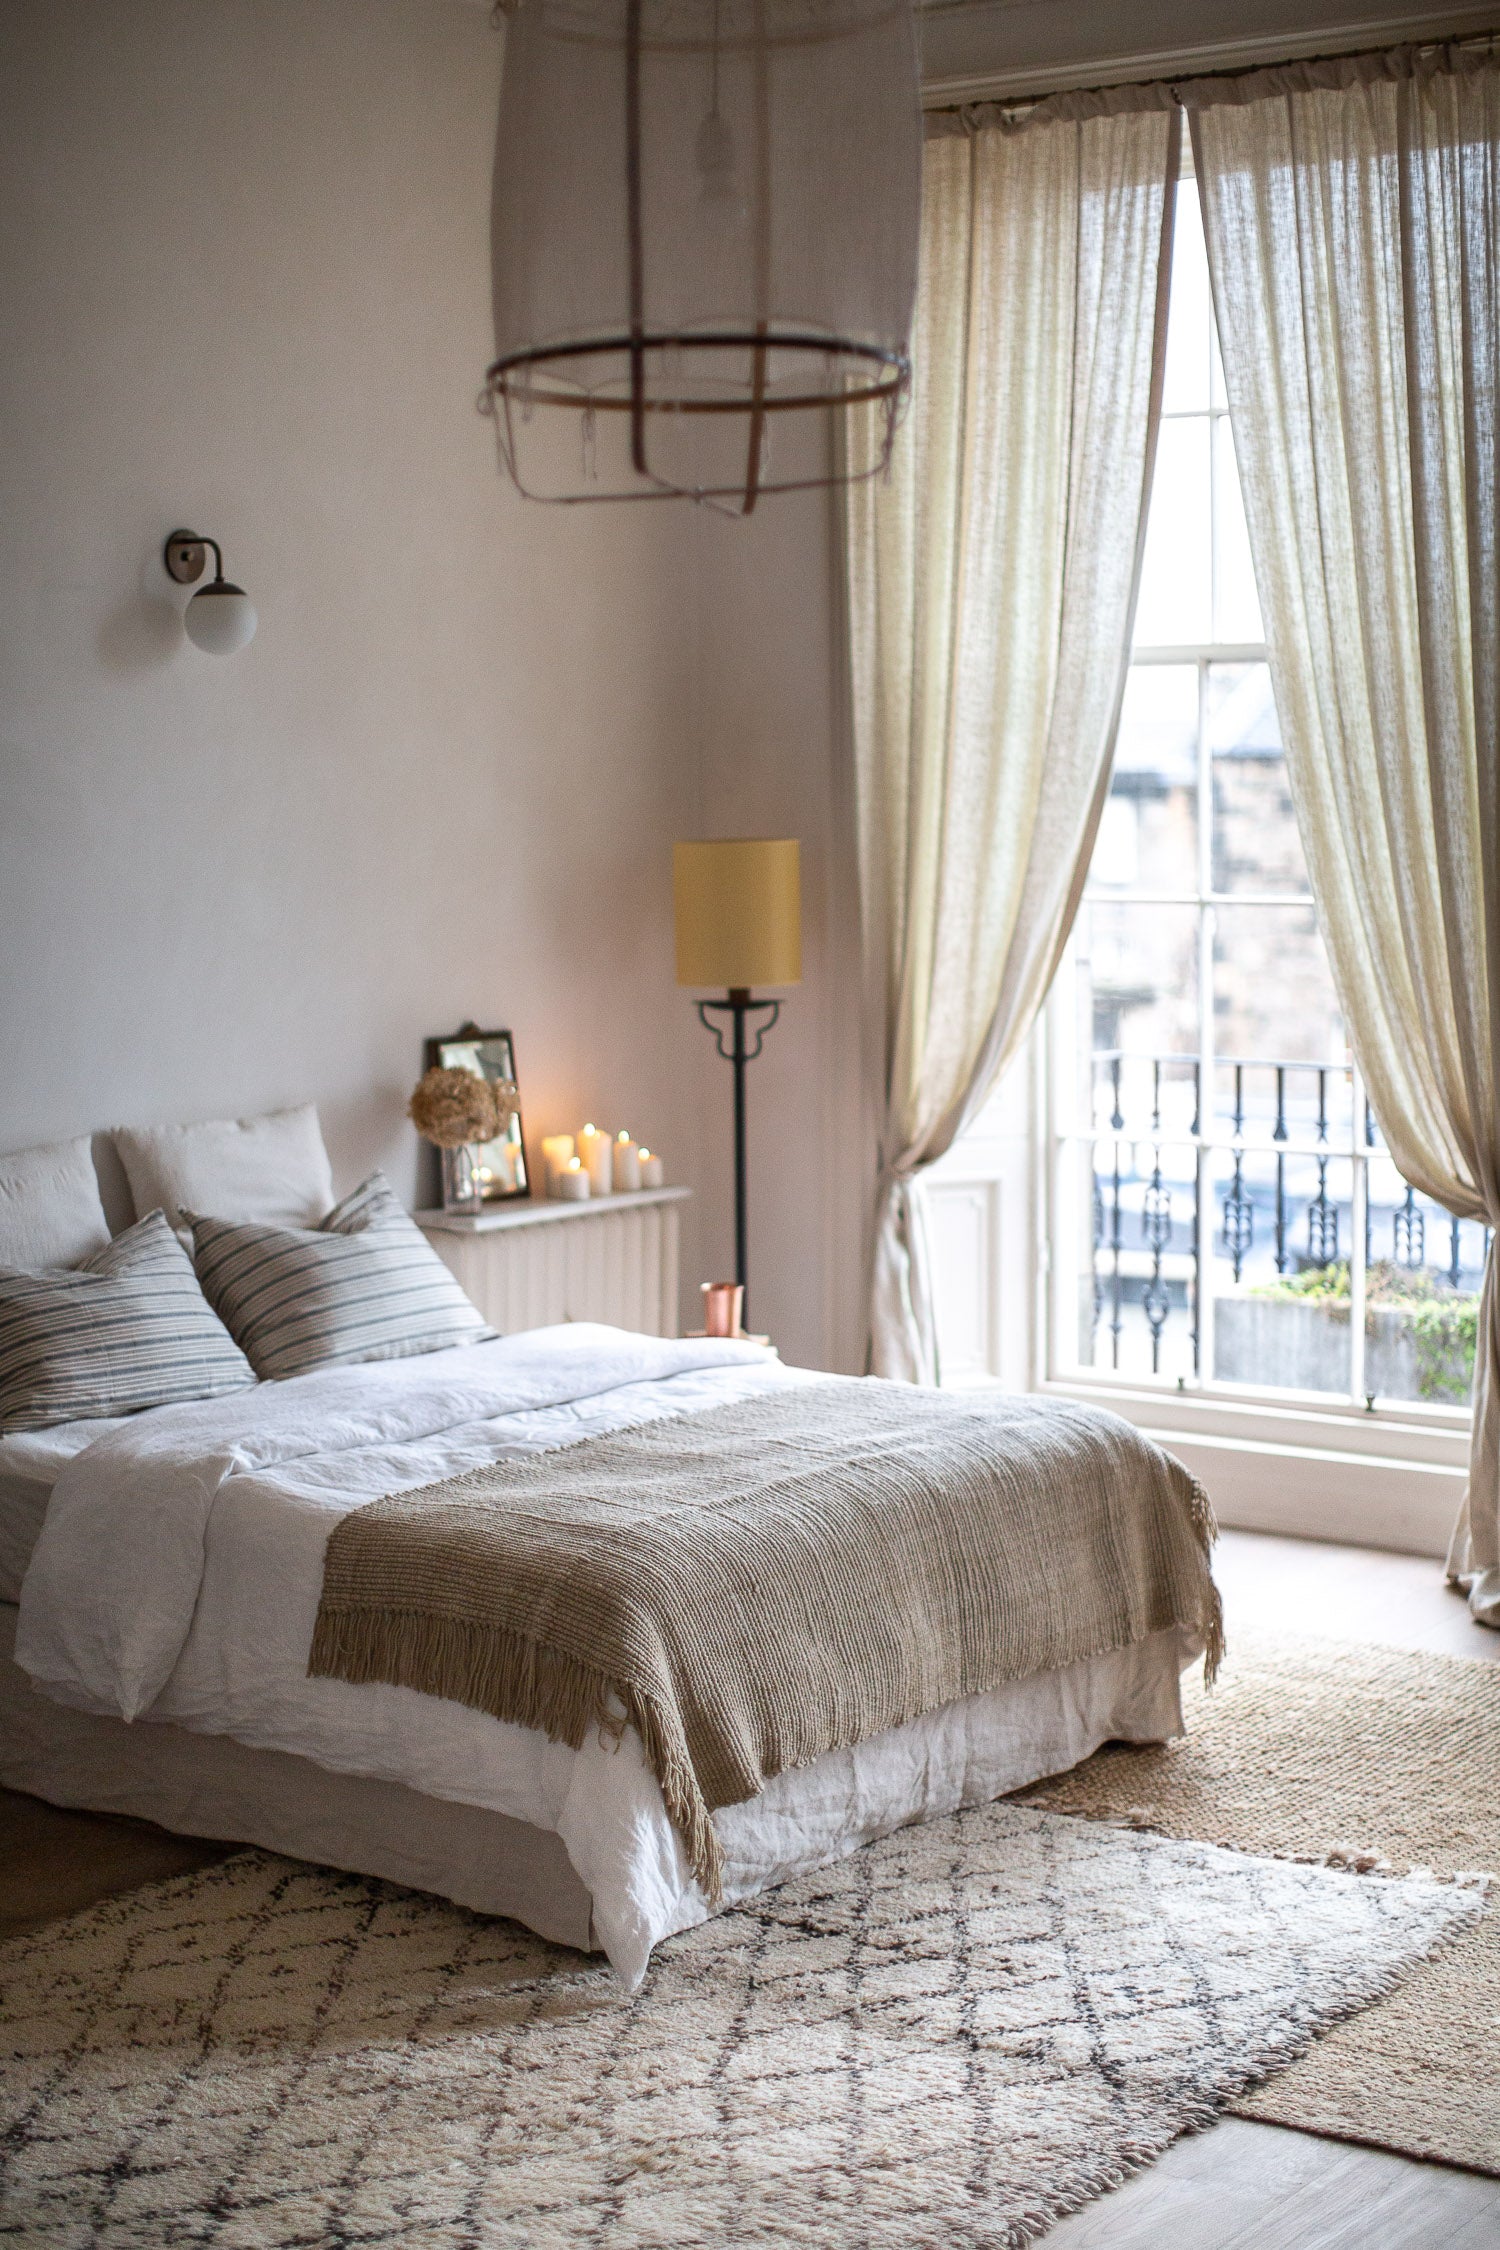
[408,1066,501,1150]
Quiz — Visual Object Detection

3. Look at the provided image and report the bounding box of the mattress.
[10,1327,1207,1984]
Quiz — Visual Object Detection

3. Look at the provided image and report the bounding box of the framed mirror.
[423,1023,530,1201]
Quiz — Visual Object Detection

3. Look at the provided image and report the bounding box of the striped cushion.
[0,1210,256,1434]
[187,1174,492,1381]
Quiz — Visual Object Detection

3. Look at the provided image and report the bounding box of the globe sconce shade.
[184,582,257,655]
[163,530,258,656]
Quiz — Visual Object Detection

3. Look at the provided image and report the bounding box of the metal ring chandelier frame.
[484,0,921,511]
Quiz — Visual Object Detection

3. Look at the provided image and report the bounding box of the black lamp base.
[695,987,782,1326]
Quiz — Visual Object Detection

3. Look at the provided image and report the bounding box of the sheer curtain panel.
[845,96,1178,1382]
[1187,44,1500,1620]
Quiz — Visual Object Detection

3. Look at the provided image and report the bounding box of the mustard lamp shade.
[674,839,802,991]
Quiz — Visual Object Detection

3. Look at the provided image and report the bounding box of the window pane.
[1212,416,1263,641]
[1362,1166,1488,1406]
[1087,1051,1200,1142]
[1210,282,1227,410]
[1077,900,1199,1061]
[1077,1137,1198,1382]
[1212,902,1345,1067]
[1205,1056,1354,1150]
[1161,178,1213,415]
[1211,1149,1354,1395]
[1208,665,1307,895]
[1092,666,1198,893]
[1134,417,1212,646]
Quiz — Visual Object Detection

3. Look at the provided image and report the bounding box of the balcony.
[1069,1053,1490,1409]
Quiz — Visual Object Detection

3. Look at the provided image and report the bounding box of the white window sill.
[1035,1376,1467,1560]
[942,1367,1467,1559]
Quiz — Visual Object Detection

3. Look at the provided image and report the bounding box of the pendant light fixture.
[483,0,922,511]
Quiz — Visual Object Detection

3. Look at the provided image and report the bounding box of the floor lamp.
[675,839,801,1330]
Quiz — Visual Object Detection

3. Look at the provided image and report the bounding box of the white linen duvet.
[15,1327,1196,1985]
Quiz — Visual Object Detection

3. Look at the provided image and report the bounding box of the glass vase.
[441,1143,485,1215]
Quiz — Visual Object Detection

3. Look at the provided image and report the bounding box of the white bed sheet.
[13,1328,1202,1986]
[0,1597,1194,1968]
[0,1417,128,1605]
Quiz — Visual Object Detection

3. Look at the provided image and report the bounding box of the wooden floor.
[0,1783,229,1943]
[3,1529,1499,2244]
[1211,1528,1500,1668]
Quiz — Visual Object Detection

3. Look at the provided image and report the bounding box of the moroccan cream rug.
[0,1800,1480,2248]
[1023,1632,1500,2174]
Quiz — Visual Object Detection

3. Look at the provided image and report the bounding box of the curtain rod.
[921,18,1500,117]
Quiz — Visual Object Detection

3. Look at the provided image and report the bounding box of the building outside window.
[1039,166,1490,1417]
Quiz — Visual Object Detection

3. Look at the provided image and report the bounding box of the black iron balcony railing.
[1082,1053,1492,1380]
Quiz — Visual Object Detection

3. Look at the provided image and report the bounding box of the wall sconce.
[163,529,257,655]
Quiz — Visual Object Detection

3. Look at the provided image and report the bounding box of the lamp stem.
[693,985,781,1334]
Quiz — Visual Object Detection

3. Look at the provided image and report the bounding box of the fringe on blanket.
[308,1607,729,1901]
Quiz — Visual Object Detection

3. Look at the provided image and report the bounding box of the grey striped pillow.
[187,1173,493,1381]
[0,1210,256,1434]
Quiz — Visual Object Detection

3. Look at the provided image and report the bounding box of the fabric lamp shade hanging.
[484,0,922,510]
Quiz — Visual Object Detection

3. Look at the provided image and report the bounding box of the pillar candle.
[541,1134,575,1193]
[638,1150,664,1190]
[578,1123,613,1196]
[554,1157,590,1200]
[614,1132,642,1192]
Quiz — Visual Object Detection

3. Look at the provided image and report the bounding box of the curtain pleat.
[844,107,1177,1382]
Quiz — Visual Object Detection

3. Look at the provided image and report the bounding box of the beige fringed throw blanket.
[310,1380,1222,1897]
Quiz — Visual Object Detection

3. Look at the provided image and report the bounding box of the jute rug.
[1023,1631,1500,2175]
[0,1800,1479,2248]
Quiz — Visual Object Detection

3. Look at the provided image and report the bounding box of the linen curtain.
[845,97,1178,1382]
[1187,45,1500,1621]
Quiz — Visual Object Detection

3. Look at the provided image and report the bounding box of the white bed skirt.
[0,1603,1196,1965]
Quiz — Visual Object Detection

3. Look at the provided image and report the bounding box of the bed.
[4,1323,1212,1988]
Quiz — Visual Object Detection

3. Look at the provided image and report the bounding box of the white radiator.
[416,1186,688,1338]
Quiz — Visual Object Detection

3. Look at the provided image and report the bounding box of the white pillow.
[0,1137,111,1269]
[185,1173,492,1379]
[113,1104,336,1231]
[0,1210,255,1434]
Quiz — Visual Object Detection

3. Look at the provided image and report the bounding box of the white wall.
[0,0,734,1339]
